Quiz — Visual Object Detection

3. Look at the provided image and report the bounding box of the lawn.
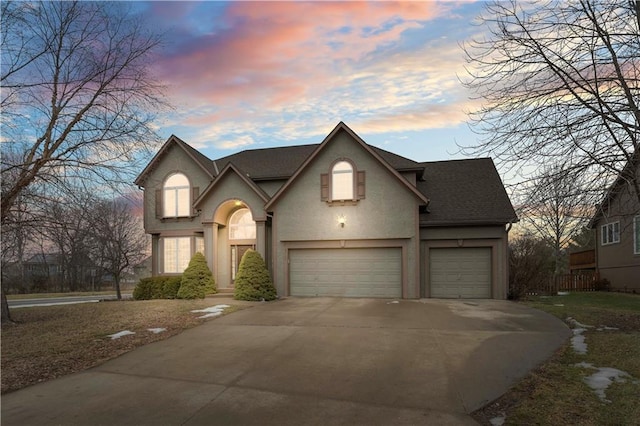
[1,297,254,394]
[473,292,640,426]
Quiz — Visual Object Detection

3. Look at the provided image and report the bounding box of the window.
[229,208,256,240]
[196,237,204,255]
[163,173,190,217]
[634,216,640,254]
[163,237,191,273]
[331,161,354,200]
[321,159,365,202]
[601,222,620,245]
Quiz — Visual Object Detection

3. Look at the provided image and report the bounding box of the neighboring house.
[135,122,517,299]
[590,159,640,292]
[23,253,65,279]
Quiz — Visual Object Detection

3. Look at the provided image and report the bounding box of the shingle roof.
[214,144,421,180]
[215,145,317,180]
[417,158,518,226]
[138,127,517,226]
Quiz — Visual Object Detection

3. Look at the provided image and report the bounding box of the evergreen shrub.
[133,276,182,300]
[162,276,182,299]
[177,252,216,299]
[233,249,277,301]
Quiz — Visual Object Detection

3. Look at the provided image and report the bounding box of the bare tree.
[462,0,640,207]
[1,1,167,223]
[43,193,97,292]
[91,198,148,300]
[0,1,167,322]
[517,165,593,275]
[509,234,555,299]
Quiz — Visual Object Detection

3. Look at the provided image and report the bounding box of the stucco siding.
[141,143,212,234]
[270,131,422,298]
[256,180,286,197]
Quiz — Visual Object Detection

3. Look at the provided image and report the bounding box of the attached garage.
[430,247,492,298]
[289,248,402,298]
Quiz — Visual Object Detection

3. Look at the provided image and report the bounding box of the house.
[590,158,640,292]
[135,122,517,299]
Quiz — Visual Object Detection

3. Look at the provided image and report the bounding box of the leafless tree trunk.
[462,0,640,209]
[91,198,148,300]
[0,1,167,322]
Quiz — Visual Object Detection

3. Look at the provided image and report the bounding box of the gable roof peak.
[134,135,216,187]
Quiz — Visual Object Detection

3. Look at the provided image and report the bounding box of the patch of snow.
[490,414,506,426]
[191,304,230,319]
[575,362,639,402]
[596,326,619,331]
[387,301,400,304]
[557,291,570,296]
[571,328,588,355]
[554,304,564,307]
[567,317,594,329]
[147,328,167,334]
[107,330,135,340]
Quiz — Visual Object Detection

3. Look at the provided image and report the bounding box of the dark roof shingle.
[417,158,518,226]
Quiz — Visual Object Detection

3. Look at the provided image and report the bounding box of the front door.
[231,244,254,283]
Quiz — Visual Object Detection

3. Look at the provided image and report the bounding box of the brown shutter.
[155,189,162,218]
[321,173,329,201]
[192,187,200,215]
[357,171,365,199]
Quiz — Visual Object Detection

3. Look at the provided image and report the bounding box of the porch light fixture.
[337,214,346,228]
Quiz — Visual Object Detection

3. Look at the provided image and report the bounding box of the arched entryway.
[209,199,263,288]
[228,208,256,282]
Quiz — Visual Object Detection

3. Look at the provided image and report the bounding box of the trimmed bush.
[133,276,183,300]
[177,252,216,300]
[163,276,182,299]
[234,249,277,301]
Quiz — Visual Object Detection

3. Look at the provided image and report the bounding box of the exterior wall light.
[337,214,346,228]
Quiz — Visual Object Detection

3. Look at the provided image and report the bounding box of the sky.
[137,1,488,164]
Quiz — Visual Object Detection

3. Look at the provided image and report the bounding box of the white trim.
[601,221,620,246]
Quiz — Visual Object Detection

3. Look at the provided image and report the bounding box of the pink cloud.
[155,2,447,108]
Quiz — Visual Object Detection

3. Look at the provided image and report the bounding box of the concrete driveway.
[1,297,570,425]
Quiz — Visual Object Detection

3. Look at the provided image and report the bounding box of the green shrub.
[133,276,183,300]
[234,249,277,301]
[133,277,164,300]
[177,252,216,300]
[163,276,182,299]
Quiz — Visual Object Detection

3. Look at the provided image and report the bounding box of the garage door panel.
[430,248,491,298]
[290,248,401,298]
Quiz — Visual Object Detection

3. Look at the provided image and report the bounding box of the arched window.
[163,173,190,217]
[229,208,256,240]
[331,161,354,200]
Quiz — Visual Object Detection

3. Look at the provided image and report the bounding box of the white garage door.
[289,248,402,298]
[430,248,491,298]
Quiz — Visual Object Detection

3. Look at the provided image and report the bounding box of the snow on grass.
[147,328,167,334]
[567,317,594,355]
[107,330,135,340]
[574,362,638,403]
[596,326,619,331]
[191,304,230,319]
[490,413,506,426]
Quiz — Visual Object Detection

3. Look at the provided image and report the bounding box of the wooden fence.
[528,272,601,295]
